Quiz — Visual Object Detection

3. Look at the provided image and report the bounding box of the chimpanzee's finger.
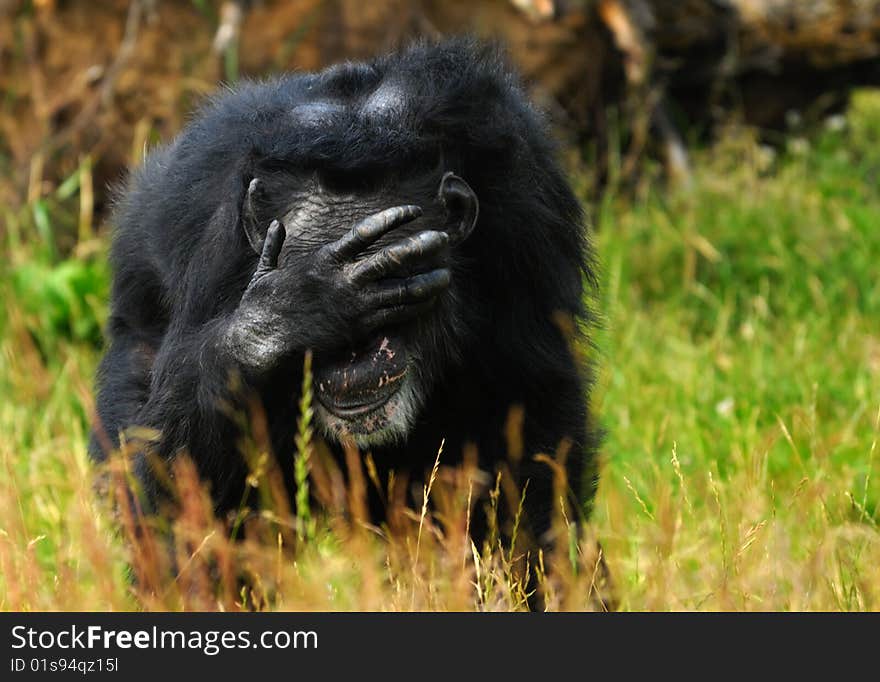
[242,178,269,254]
[349,230,449,284]
[246,178,262,214]
[324,205,422,262]
[363,269,451,308]
[360,299,437,332]
[260,220,285,270]
[247,220,286,289]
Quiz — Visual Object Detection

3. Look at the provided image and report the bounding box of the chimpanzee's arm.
[90,321,161,460]
[90,317,244,503]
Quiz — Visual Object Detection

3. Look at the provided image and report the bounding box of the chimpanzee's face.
[250,164,478,448]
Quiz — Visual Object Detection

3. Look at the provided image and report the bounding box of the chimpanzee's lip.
[316,388,398,418]
[313,334,409,422]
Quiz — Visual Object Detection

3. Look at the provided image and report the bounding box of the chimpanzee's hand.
[312,204,451,332]
[225,206,450,375]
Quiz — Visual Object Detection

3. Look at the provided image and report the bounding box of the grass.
[2,91,880,611]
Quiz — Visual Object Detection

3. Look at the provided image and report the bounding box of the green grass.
[2,91,880,611]
[592,91,880,609]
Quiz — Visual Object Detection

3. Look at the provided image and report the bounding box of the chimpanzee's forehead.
[360,81,407,117]
[288,99,342,126]
[263,72,432,173]
[290,79,408,128]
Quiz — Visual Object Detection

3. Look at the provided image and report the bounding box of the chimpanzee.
[90,38,598,571]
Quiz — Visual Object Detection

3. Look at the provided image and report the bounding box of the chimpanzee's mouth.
[313,335,409,426]
[320,394,391,418]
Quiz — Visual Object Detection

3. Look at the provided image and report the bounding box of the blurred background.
[4,1,880,207]
[4,0,880,208]
[2,0,880,610]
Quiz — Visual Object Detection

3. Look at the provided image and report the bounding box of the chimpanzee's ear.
[241,176,267,254]
[438,172,479,245]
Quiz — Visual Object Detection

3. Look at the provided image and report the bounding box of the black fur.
[90,38,598,555]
